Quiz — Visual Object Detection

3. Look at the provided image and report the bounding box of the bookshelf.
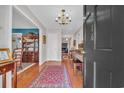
[22,34,39,63]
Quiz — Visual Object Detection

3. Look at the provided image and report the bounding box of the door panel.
[94,50,112,87]
[96,6,112,49]
[112,6,124,88]
[95,5,112,88]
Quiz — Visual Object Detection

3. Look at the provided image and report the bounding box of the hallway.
[0,5,83,88]
[0,1,124,93]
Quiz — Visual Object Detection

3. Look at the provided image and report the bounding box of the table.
[70,51,83,74]
[0,61,17,88]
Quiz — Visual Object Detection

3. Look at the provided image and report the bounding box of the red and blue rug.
[28,65,72,88]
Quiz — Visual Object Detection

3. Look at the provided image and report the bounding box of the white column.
[0,5,13,88]
[39,28,43,65]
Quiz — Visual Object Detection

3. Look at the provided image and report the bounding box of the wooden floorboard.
[17,59,83,88]
[17,63,39,88]
[62,55,83,88]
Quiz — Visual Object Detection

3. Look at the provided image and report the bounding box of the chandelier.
[55,9,71,25]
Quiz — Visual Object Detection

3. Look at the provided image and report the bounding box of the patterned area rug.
[28,65,72,88]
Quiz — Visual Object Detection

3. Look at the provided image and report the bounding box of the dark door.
[83,5,113,88]
[112,6,124,88]
[94,5,112,88]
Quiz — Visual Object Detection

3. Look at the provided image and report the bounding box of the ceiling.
[12,7,37,28]
[27,5,83,35]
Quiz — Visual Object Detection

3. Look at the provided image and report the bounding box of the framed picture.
[73,40,76,46]
[42,35,46,44]
[0,48,12,64]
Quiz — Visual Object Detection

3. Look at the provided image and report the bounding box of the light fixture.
[55,9,71,25]
[65,38,68,41]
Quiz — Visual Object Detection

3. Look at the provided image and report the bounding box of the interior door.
[94,5,112,88]
[84,5,113,88]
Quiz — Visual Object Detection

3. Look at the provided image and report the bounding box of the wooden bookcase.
[22,35,39,63]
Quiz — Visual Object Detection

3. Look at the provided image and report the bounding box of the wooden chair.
[76,60,83,74]
[13,48,23,69]
[72,58,83,75]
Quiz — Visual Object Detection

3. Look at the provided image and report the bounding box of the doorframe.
[83,12,91,88]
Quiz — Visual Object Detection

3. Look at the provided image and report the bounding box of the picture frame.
[73,40,76,46]
[0,48,12,64]
[42,35,46,44]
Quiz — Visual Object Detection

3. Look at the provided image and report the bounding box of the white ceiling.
[27,5,83,35]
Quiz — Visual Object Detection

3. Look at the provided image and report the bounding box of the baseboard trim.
[46,60,61,62]
[41,60,62,66]
[17,63,36,75]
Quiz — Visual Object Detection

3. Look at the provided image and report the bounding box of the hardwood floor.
[17,58,83,88]
[62,55,83,88]
[17,63,39,88]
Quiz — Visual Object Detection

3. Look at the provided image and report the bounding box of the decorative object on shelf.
[55,9,71,25]
[26,32,35,39]
[42,35,46,44]
[0,48,12,64]
[23,32,36,42]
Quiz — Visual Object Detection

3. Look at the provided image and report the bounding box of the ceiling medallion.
[55,9,71,25]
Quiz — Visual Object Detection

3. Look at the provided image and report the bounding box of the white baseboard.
[17,63,36,75]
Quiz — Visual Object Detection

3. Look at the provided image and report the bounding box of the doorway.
[12,6,40,74]
[12,29,39,72]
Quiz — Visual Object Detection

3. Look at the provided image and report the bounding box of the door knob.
[83,51,86,54]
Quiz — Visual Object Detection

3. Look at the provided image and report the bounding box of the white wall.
[75,26,83,49]
[70,26,83,49]
[0,6,12,88]
[46,31,62,61]
[70,36,74,50]
[78,26,83,43]
[39,30,47,65]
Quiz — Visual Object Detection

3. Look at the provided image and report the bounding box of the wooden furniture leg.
[13,62,17,88]
[2,74,6,88]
